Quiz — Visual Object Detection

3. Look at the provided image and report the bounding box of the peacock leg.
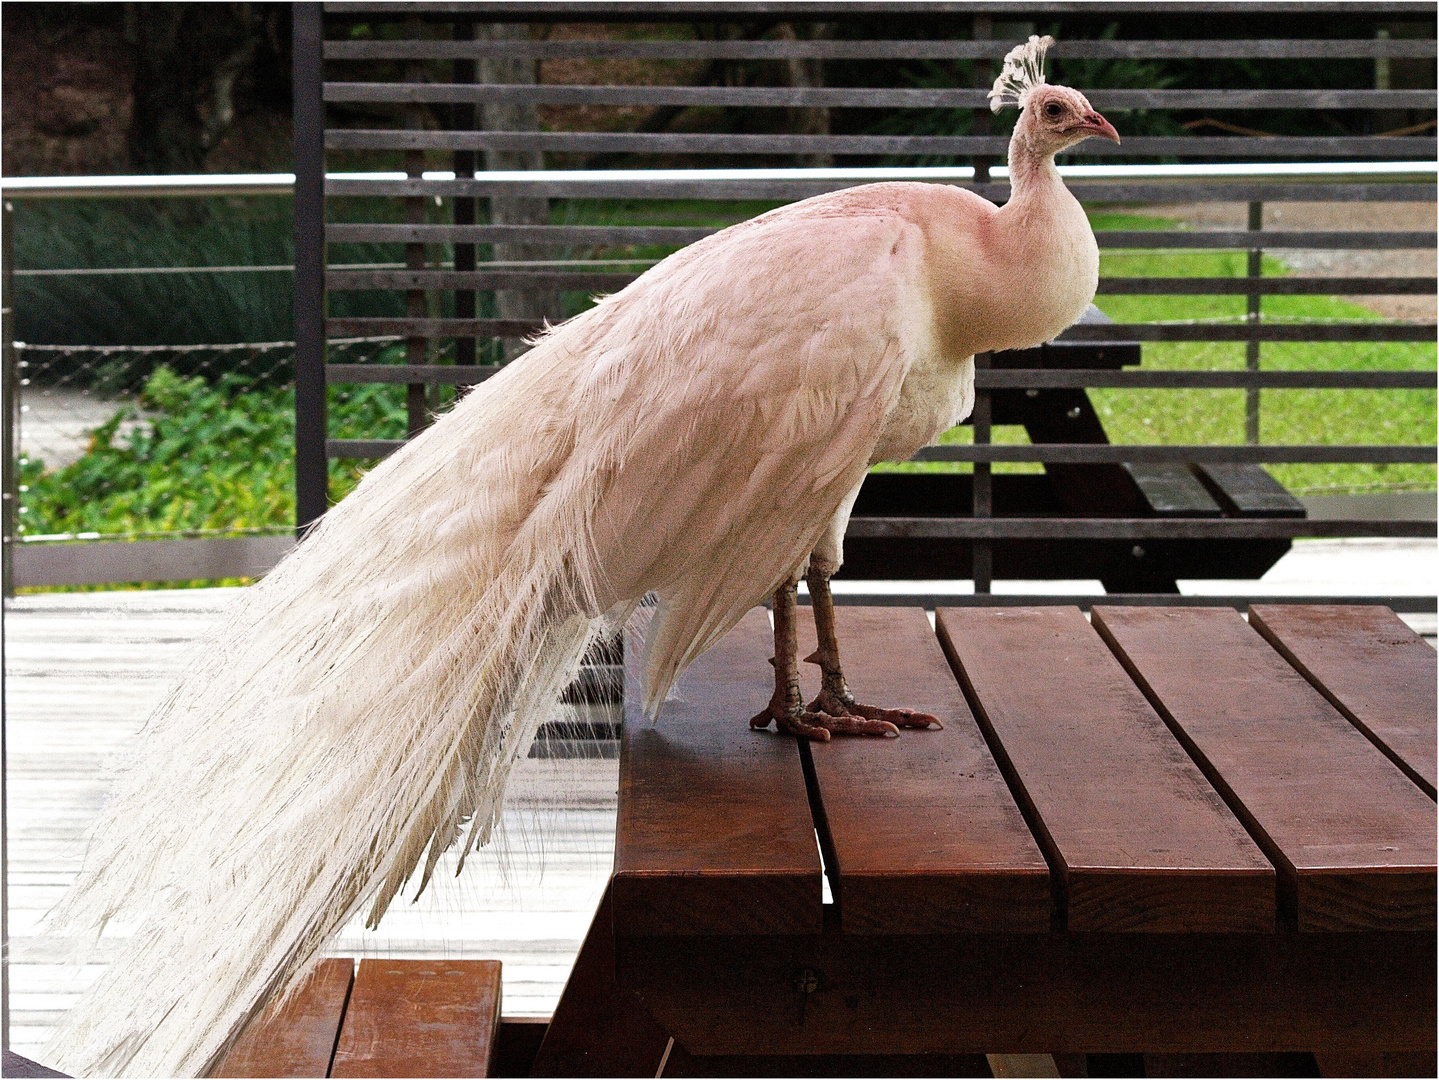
[749,573,899,742]
[803,559,943,732]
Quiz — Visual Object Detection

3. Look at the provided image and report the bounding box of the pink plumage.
[44,42,1118,1076]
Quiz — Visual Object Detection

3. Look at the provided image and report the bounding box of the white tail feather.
[41,313,625,1077]
[39,188,911,1076]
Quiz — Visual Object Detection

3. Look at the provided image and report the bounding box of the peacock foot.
[749,700,900,742]
[806,687,943,733]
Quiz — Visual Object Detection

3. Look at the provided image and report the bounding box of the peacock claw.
[749,701,900,741]
[806,687,943,732]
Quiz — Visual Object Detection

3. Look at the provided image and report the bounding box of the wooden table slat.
[1249,605,1437,798]
[1092,606,1437,932]
[329,960,502,1078]
[937,606,1275,933]
[616,607,822,935]
[213,958,354,1078]
[796,607,1050,934]
[617,930,1436,1056]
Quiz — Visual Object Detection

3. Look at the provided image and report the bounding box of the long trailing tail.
[40,321,623,1077]
[38,194,863,1074]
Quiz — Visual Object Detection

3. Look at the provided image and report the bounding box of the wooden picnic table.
[532,603,1436,1078]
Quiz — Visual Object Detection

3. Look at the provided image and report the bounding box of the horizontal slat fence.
[327,132,1435,158]
[325,38,1439,60]
[296,1,1437,586]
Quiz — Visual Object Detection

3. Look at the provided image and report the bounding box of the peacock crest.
[987,34,1056,113]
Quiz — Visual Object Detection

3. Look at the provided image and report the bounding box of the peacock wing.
[562,210,922,715]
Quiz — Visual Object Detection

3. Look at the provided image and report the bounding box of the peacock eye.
[1044,102,1063,118]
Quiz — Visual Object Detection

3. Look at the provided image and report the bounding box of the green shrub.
[18,364,409,539]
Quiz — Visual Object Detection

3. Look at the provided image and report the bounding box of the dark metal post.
[404,15,431,437]
[971,352,993,594]
[1246,201,1263,445]
[2,200,16,600]
[293,2,328,533]
[0,196,14,1050]
[972,14,994,184]
[453,20,478,369]
[970,17,996,594]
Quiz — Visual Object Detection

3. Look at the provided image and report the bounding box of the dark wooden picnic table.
[531,603,1436,1078]
[202,602,1434,1078]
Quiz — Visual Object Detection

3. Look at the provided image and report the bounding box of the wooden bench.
[842,307,1309,591]
[214,959,502,1078]
[528,602,1435,1077]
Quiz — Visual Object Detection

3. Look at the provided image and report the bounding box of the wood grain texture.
[795,607,1050,934]
[530,885,671,1078]
[1093,606,1437,932]
[213,958,354,1077]
[616,930,1435,1057]
[330,960,501,1078]
[1250,605,1437,798]
[936,607,1274,932]
[616,608,822,935]
[1314,1050,1438,1077]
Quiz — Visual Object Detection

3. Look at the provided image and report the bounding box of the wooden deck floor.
[4,588,617,1061]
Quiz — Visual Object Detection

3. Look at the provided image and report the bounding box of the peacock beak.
[1081,111,1121,144]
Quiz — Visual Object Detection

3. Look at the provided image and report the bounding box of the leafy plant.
[17,364,409,539]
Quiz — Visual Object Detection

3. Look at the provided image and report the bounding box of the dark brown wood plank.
[616,930,1435,1056]
[794,607,1049,934]
[1250,605,1437,798]
[1092,606,1437,932]
[322,37,1438,62]
[323,82,1435,110]
[530,885,672,1078]
[321,128,1433,159]
[213,957,354,1078]
[330,960,501,1078]
[936,606,1274,933]
[1198,464,1307,516]
[616,607,822,935]
[1123,464,1222,516]
[1314,1050,1438,1077]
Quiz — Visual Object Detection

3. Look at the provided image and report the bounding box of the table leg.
[530,884,673,1077]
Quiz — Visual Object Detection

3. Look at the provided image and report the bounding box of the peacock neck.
[1003,130,1065,208]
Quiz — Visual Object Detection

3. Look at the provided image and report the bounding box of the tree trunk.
[124,2,268,174]
[777,23,832,168]
[480,23,562,361]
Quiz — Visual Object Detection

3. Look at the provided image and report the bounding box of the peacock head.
[987,35,1121,155]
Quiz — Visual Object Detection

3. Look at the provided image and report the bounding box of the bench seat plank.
[329,959,501,1078]
[1093,606,1437,932]
[1197,464,1306,517]
[937,606,1274,933]
[213,958,354,1078]
[1249,605,1437,798]
[616,607,822,935]
[796,607,1050,934]
[1124,463,1222,516]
